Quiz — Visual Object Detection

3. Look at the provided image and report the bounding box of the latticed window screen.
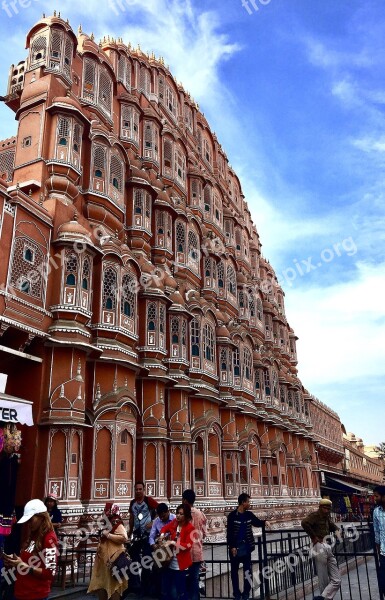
[30,35,47,64]
[83,58,96,100]
[9,237,44,300]
[57,117,70,145]
[226,265,236,296]
[147,302,156,330]
[121,272,136,320]
[187,230,199,272]
[224,219,233,240]
[204,258,211,278]
[175,221,186,255]
[158,75,165,101]
[233,347,240,377]
[280,385,286,403]
[257,298,263,321]
[98,68,112,116]
[235,228,242,251]
[139,66,151,96]
[159,304,166,334]
[264,370,271,395]
[203,323,215,362]
[288,390,293,407]
[191,318,200,357]
[272,371,279,398]
[82,257,91,290]
[72,123,82,165]
[175,146,186,185]
[191,180,201,205]
[102,267,117,310]
[134,189,144,215]
[203,138,211,164]
[166,85,176,115]
[255,370,261,390]
[50,30,62,69]
[243,347,253,381]
[64,38,73,76]
[171,317,179,343]
[65,252,78,285]
[110,154,123,192]
[214,193,222,222]
[163,139,173,172]
[220,348,228,371]
[249,292,256,317]
[0,150,15,182]
[93,145,107,176]
[181,319,187,346]
[184,104,193,131]
[144,122,158,159]
[204,186,211,213]
[118,55,131,90]
[218,261,224,288]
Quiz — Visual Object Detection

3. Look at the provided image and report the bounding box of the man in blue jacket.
[227,493,265,600]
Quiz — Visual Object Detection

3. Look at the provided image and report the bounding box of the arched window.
[243,347,253,382]
[204,186,211,215]
[121,104,139,143]
[226,265,236,298]
[264,370,271,396]
[147,302,156,332]
[92,144,107,192]
[155,210,172,250]
[191,318,200,366]
[30,35,47,65]
[272,371,279,399]
[203,323,215,362]
[98,67,112,116]
[139,65,151,96]
[175,145,186,187]
[110,153,124,203]
[233,347,240,378]
[163,139,173,176]
[249,292,256,323]
[191,179,202,208]
[117,55,131,91]
[102,267,117,311]
[63,252,78,303]
[121,271,136,332]
[144,121,158,161]
[257,298,263,321]
[218,261,225,291]
[187,229,199,273]
[175,220,186,264]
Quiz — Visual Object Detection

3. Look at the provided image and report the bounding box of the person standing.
[127,481,158,594]
[301,498,341,600]
[227,493,265,600]
[87,503,128,600]
[373,485,385,595]
[159,504,195,600]
[3,499,58,600]
[182,489,207,600]
[149,503,176,600]
[44,494,62,531]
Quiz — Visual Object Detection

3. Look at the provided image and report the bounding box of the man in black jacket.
[227,493,265,600]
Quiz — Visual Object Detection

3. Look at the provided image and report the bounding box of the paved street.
[50,556,381,600]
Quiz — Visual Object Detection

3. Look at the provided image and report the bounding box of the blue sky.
[0,0,384,444]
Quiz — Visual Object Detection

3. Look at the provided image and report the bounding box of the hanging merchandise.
[0,423,21,535]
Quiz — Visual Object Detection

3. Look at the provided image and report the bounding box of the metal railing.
[55,525,384,600]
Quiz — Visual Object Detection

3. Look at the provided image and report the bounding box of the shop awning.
[0,394,34,426]
[324,474,369,494]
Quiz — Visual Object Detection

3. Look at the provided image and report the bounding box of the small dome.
[20,77,49,104]
[164,273,178,292]
[57,217,92,243]
[51,95,82,111]
[216,324,230,338]
[170,290,185,306]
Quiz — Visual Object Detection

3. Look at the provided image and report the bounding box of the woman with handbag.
[159,504,196,600]
[88,503,128,600]
[2,498,58,600]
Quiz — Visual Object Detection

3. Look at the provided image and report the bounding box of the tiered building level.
[0,14,323,533]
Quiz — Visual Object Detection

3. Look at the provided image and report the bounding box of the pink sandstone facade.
[0,13,377,535]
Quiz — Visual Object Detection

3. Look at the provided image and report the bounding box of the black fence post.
[260,521,270,600]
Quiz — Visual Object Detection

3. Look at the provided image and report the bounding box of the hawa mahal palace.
[0,13,381,536]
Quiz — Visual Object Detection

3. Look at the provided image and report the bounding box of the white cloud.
[286,261,385,385]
